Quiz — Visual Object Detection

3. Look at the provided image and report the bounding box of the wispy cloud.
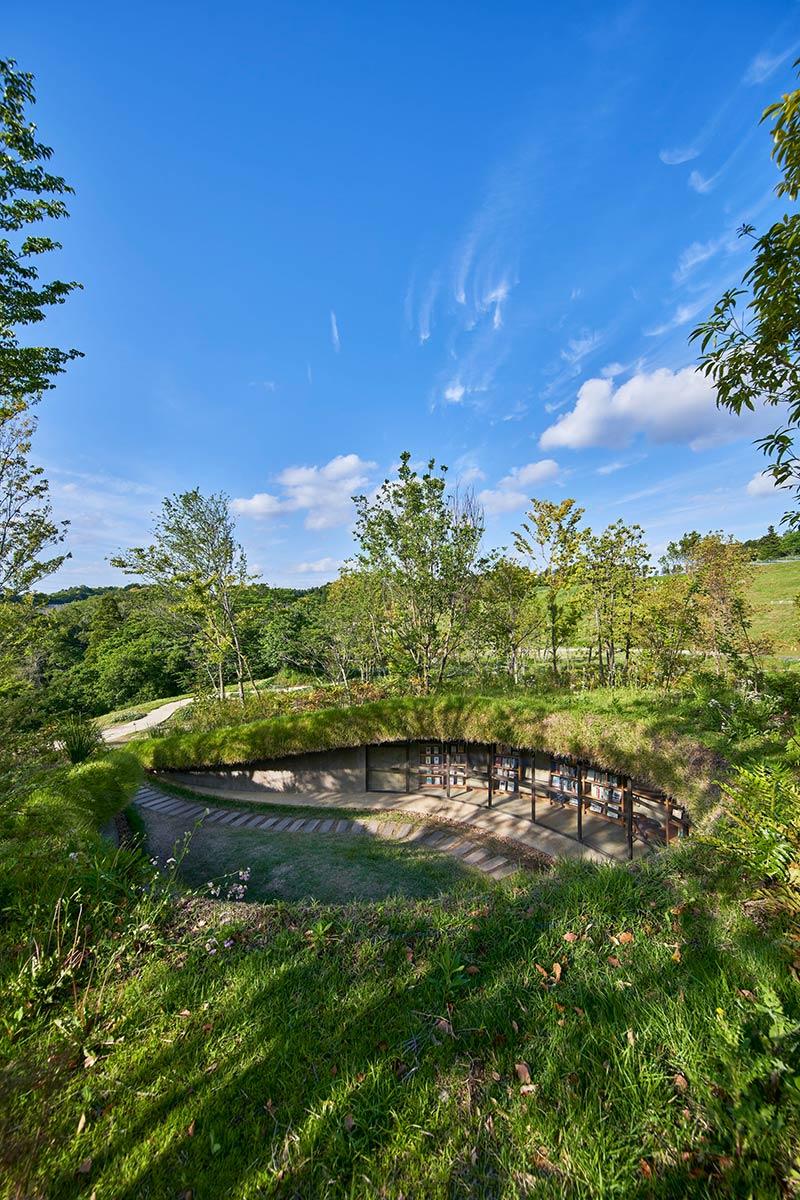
[744,44,799,86]
[560,329,603,366]
[644,299,706,338]
[291,556,343,575]
[330,310,341,352]
[443,380,466,404]
[659,146,700,166]
[688,168,717,195]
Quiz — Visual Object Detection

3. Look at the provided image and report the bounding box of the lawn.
[139,805,495,904]
[747,560,800,656]
[4,844,797,1199]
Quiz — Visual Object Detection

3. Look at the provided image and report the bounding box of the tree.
[685,532,769,678]
[475,557,541,683]
[112,491,257,700]
[1,59,81,419]
[353,452,485,692]
[0,413,68,593]
[635,572,700,689]
[581,520,650,687]
[513,498,584,683]
[0,60,79,595]
[691,64,800,524]
[313,571,386,691]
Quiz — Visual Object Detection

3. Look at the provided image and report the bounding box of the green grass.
[133,691,728,823]
[140,806,495,904]
[4,844,798,1198]
[747,560,800,655]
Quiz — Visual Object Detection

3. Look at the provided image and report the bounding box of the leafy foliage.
[57,712,103,764]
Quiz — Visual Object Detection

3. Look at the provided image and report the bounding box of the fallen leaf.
[737,988,756,1001]
[520,1083,538,1095]
[515,1062,532,1085]
[202,1023,213,1034]
[83,1054,97,1069]
[626,1029,636,1046]
[376,1040,388,1052]
[563,932,578,943]
[330,1064,338,1077]
[178,1009,192,1018]
[574,1007,585,1017]
[76,1112,87,1136]
[187,1119,196,1137]
[534,963,548,977]
[343,1113,355,1132]
[435,1017,454,1037]
[607,956,622,969]
[671,948,682,963]
[551,962,562,983]
[619,932,634,945]
[673,1074,688,1092]
[77,1158,92,1175]
[465,965,479,976]
[639,1158,652,1178]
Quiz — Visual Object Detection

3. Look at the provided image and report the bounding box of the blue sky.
[8,0,800,587]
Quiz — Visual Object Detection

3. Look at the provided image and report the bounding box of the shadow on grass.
[37,845,799,1200]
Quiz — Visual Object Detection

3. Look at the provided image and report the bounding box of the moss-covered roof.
[132,695,723,821]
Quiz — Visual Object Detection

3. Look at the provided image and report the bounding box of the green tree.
[686,533,768,679]
[112,491,258,701]
[635,573,701,689]
[313,571,386,691]
[513,498,584,683]
[353,452,485,692]
[0,61,79,596]
[475,556,541,683]
[581,520,650,687]
[691,64,800,523]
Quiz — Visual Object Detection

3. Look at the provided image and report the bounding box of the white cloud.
[540,366,758,453]
[458,464,486,485]
[746,470,778,497]
[596,460,626,475]
[689,169,716,194]
[330,310,341,352]
[645,299,706,338]
[232,453,374,530]
[478,459,560,515]
[659,147,700,166]
[744,46,797,85]
[674,238,721,282]
[443,380,466,404]
[561,329,603,366]
[291,556,342,575]
[250,379,277,392]
[601,361,626,379]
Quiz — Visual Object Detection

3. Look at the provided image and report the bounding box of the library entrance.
[365,739,689,861]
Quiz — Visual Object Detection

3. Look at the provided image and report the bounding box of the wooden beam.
[625,776,634,861]
[576,762,584,843]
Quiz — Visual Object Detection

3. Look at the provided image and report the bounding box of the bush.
[58,712,104,763]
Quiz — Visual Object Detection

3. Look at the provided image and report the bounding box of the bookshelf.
[490,744,520,799]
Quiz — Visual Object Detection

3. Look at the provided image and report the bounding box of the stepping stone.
[229,814,255,827]
[254,817,280,830]
[449,841,478,858]
[376,822,396,838]
[240,815,267,828]
[287,819,306,832]
[318,819,335,833]
[304,819,321,832]
[351,821,369,835]
[390,822,413,839]
[201,809,229,823]
[157,801,194,816]
[364,819,382,834]
[420,831,450,847]
[479,855,508,874]
[490,862,518,880]
[271,818,294,832]
[464,848,491,865]
[334,819,352,833]
[217,811,245,826]
[436,835,465,851]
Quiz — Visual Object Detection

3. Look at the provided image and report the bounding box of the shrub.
[58,712,104,763]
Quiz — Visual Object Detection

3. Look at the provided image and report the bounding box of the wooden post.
[405,741,411,793]
[446,742,451,798]
[664,795,671,846]
[530,751,536,823]
[576,762,584,843]
[487,743,494,808]
[625,776,634,861]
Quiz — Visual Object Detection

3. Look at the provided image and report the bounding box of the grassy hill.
[747,560,800,656]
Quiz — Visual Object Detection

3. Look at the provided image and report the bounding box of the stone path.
[133,785,523,881]
[102,698,193,743]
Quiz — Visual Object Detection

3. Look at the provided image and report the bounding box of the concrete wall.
[165,745,367,795]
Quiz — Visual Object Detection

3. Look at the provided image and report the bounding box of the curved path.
[133,784,526,880]
[102,698,193,744]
